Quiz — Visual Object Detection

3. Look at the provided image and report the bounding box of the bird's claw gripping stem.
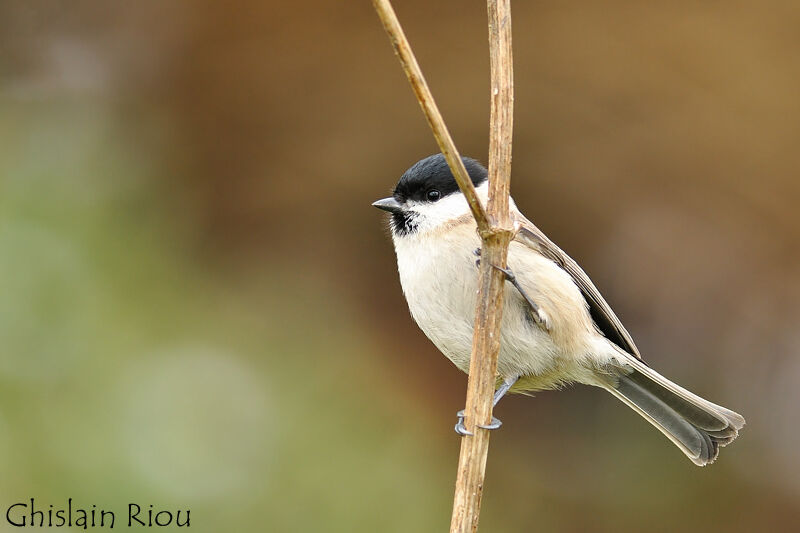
[455,409,503,436]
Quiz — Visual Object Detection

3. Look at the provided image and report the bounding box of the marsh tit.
[373,154,744,466]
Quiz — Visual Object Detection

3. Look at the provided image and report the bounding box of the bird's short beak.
[372,197,403,214]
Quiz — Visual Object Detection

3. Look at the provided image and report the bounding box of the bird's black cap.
[392,154,487,203]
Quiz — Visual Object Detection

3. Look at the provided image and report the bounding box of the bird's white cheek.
[404,194,471,234]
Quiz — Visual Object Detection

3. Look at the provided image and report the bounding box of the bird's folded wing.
[513,216,642,360]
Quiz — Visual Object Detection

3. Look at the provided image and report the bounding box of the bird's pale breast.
[393,221,599,388]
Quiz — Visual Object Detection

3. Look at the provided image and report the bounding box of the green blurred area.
[0,100,455,531]
[1,1,799,531]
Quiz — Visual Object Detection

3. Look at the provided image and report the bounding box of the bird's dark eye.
[427,189,441,202]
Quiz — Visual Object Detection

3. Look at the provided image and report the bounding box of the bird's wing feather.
[513,214,642,359]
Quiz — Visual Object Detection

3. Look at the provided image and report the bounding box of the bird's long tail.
[596,354,745,466]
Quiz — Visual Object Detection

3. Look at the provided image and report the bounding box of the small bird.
[373,153,744,466]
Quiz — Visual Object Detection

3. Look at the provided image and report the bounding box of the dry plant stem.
[450,1,514,532]
[371,0,490,233]
[371,0,514,531]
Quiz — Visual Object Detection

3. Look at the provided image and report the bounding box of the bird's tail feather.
[598,354,744,466]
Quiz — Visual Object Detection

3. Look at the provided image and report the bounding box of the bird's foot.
[455,409,503,436]
[491,264,551,331]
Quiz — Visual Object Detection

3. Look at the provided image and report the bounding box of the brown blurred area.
[1,1,799,531]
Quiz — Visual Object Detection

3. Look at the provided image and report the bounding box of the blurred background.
[1,0,798,531]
